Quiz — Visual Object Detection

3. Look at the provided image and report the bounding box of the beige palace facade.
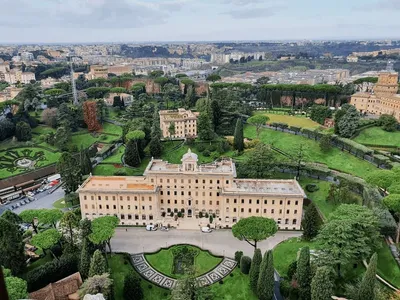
[78,149,305,230]
[350,71,400,121]
[159,109,199,139]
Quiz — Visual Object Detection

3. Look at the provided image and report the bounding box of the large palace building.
[350,71,400,121]
[159,109,199,139]
[78,149,305,230]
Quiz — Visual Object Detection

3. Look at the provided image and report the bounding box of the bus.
[0,191,22,204]
[0,186,15,197]
[47,174,61,183]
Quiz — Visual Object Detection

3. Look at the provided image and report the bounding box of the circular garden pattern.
[131,244,237,289]
[0,147,61,179]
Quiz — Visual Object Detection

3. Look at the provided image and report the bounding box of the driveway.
[5,188,65,214]
[111,227,301,257]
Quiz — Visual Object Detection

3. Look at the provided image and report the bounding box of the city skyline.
[1,0,400,44]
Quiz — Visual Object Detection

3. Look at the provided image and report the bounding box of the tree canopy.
[247,115,269,138]
[232,216,278,249]
[89,216,119,253]
[31,228,61,251]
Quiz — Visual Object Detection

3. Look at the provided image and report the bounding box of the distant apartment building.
[159,109,199,139]
[211,52,265,64]
[350,71,400,121]
[346,55,359,63]
[77,149,305,229]
[87,65,132,80]
[0,67,36,84]
[20,52,34,62]
[0,87,23,102]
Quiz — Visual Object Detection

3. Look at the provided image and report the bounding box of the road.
[111,227,301,258]
[4,188,65,214]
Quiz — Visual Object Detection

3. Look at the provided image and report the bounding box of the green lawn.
[299,179,336,218]
[109,253,256,300]
[52,198,65,209]
[101,122,123,135]
[254,111,321,129]
[32,125,56,135]
[25,252,53,274]
[93,158,150,176]
[210,268,257,300]
[0,147,61,179]
[354,126,400,147]
[70,132,119,148]
[145,245,222,278]
[102,146,125,164]
[109,254,169,300]
[376,240,400,288]
[244,125,376,179]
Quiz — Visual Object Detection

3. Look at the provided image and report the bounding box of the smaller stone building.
[159,108,199,139]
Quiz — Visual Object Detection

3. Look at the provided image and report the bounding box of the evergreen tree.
[15,121,32,141]
[257,250,274,300]
[357,253,378,300]
[0,218,25,275]
[249,248,262,293]
[79,146,92,175]
[337,105,360,138]
[124,130,145,167]
[57,152,82,194]
[210,99,221,132]
[197,111,214,140]
[302,203,321,241]
[297,247,311,300]
[123,272,144,300]
[311,267,333,300]
[233,118,244,151]
[89,249,107,277]
[149,109,163,158]
[80,238,91,279]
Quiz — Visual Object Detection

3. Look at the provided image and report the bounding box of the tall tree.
[290,143,308,180]
[125,130,145,167]
[168,122,176,138]
[247,115,269,139]
[366,169,398,192]
[79,146,92,175]
[249,248,262,294]
[357,253,378,300]
[302,203,321,241]
[149,109,163,158]
[89,250,107,277]
[171,268,213,300]
[232,217,278,249]
[311,267,334,300]
[0,218,25,275]
[257,250,274,300]
[197,111,214,140]
[123,272,144,300]
[1,210,22,225]
[60,211,80,245]
[19,209,40,234]
[15,121,32,141]
[54,126,70,151]
[80,219,93,279]
[38,208,63,228]
[337,105,360,137]
[89,216,119,255]
[4,272,28,300]
[83,100,101,132]
[210,99,221,132]
[297,246,311,300]
[57,152,82,194]
[30,228,62,260]
[382,194,400,243]
[240,143,276,179]
[316,204,381,277]
[378,114,398,132]
[233,118,244,151]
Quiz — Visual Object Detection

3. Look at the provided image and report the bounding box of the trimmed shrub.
[203,150,210,157]
[287,261,297,280]
[240,256,251,274]
[305,184,319,193]
[235,251,244,267]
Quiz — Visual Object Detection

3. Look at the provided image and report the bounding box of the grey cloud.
[222,0,263,5]
[224,7,279,19]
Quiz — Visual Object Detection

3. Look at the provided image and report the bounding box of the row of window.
[84,204,153,210]
[154,178,229,185]
[161,191,220,196]
[85,213,154,220]
[226,207,298,214]
[226,199,299,205]
[84,195,152,201]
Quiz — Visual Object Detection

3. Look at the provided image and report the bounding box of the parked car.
[146,224,158,231]
[201,227,212,233]
[160,226,169,231]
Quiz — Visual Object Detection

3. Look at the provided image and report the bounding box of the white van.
[146,224,158,231]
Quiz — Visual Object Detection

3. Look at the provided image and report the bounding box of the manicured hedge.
[240,256,252,274]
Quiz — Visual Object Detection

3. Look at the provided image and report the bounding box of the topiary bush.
[240,256,251,274]
[235,251,244,267]
[305,184,319,193]
[203,149,210,157]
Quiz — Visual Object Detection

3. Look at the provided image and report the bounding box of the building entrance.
[187,209,192,217]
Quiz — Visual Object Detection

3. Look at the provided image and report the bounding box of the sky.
[1,0,400,44]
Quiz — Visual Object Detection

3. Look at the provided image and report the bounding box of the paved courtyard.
[111,227,302,257]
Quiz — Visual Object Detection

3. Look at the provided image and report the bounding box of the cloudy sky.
[1,0,399,43]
